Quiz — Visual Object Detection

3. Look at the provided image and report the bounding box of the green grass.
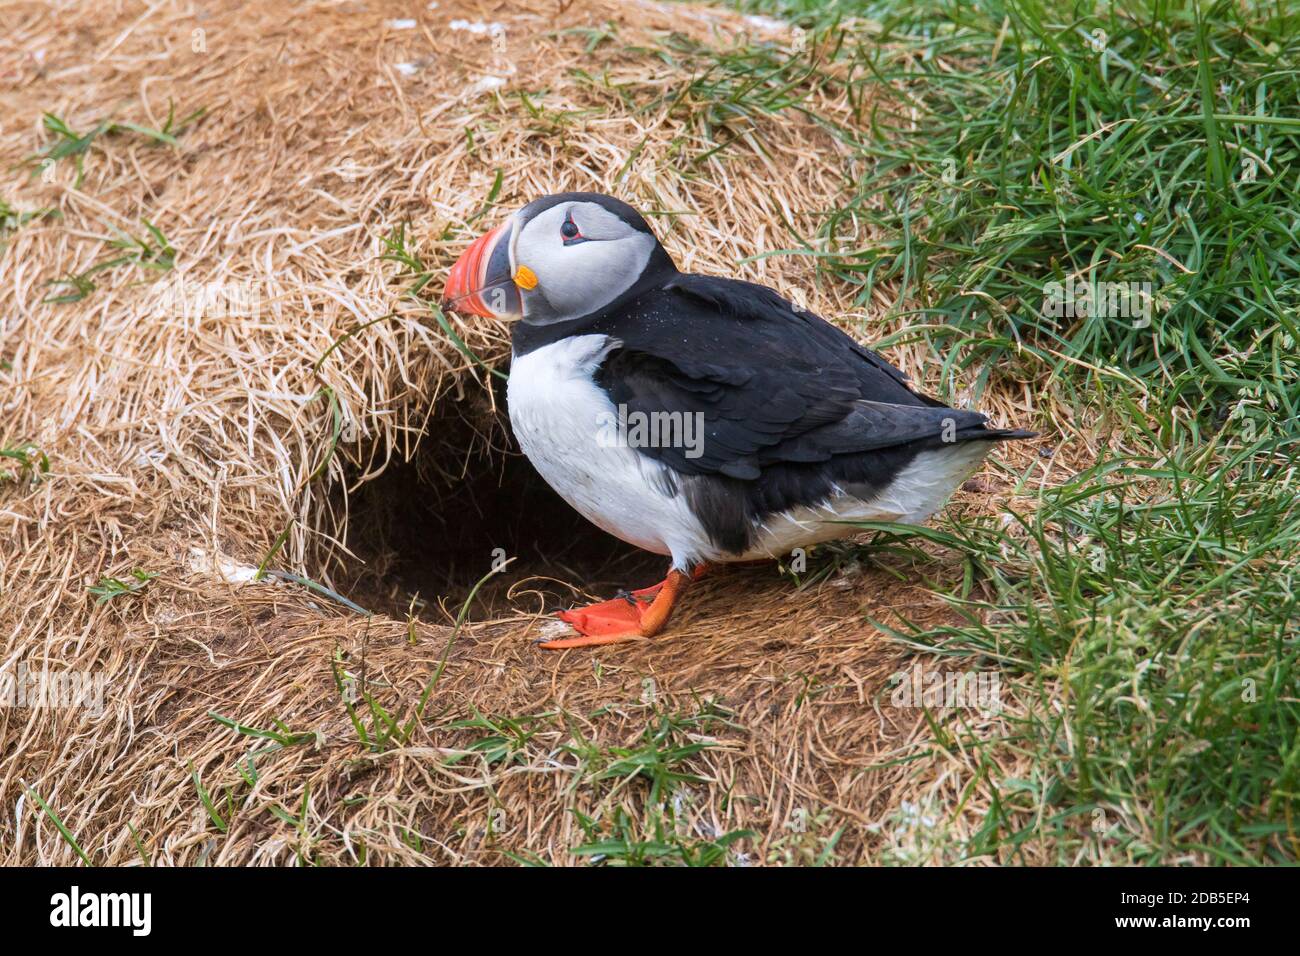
[23,105,195,304]
[24,103,205,187]
[615,29,843,166]
[866,435,1299,863]
[330,563,504,754]
[0,442,50,484]
[570,803,750,866]
[42,219,176,304]
[194,683,746,865]
[25,786,93,865]
[442,708,556,768]
[562,702,751,866]
[87,568,157,604]
[432,700,752,867]
[0,198,55,239]
[700,0,1300,862]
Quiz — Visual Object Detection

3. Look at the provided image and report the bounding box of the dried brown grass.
[1,0,1061,865]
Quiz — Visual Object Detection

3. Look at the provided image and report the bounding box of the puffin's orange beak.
[441,219,521,318]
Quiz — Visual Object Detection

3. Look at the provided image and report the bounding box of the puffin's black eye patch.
[561,212,587,245]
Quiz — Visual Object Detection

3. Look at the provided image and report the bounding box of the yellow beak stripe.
[513,265,538,290]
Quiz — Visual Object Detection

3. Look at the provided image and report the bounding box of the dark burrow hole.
[337,383,665,624]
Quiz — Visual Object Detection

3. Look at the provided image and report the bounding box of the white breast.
[507,335,714,568]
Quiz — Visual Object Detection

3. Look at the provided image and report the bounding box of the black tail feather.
[955,427,1039,443]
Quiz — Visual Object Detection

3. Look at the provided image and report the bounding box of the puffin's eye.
[560,214,585,244]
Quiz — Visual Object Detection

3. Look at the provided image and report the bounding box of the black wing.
[595,274,992,481]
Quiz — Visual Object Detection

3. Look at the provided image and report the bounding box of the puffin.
[441,193,1034,649]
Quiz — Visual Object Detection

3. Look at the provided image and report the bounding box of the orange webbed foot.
[538,566,703,650]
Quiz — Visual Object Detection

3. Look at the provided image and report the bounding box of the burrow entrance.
[336,378,664,624]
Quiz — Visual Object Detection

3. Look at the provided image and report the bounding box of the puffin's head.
[441,192,674,324]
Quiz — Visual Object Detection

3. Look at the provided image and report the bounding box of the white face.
[510,200,657,324]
